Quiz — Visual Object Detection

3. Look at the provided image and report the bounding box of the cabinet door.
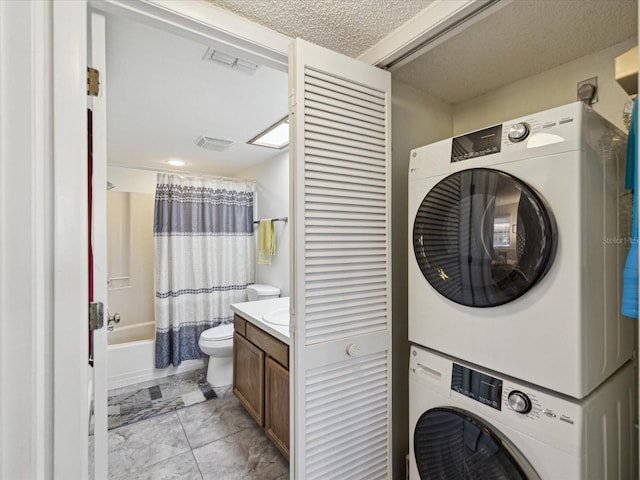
[265,356,290,460]
[233,332,264,426]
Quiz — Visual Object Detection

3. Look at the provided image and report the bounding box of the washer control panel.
[451,363,502,410]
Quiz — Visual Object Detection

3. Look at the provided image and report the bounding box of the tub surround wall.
[107,166,157,194]
[238,150,290,296]
[107,191,155,332]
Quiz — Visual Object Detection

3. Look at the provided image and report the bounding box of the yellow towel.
[258,219,275,265]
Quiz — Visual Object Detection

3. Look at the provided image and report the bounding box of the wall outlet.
[577,77,598,105]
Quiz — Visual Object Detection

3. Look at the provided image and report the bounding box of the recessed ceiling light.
[166,159,187,167]
[247,116,289,149]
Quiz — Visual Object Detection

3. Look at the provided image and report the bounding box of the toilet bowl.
[198,323,234,387]
[199,284,281,387]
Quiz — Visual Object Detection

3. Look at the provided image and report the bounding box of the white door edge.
[90,11,109,480]
[52,1,90,479]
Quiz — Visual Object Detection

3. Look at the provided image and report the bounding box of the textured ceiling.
[387,0,638,104]
[206,0,637,105]
[206,0,434,57]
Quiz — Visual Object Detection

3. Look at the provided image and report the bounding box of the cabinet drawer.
[246,322,289,368]
[233,314,246,337]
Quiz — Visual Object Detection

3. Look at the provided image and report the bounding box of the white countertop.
[230,296,290,345]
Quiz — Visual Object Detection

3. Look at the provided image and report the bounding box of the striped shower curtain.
[154,173,255,368]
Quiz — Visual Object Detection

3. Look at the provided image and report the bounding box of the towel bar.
[253,217,288,224]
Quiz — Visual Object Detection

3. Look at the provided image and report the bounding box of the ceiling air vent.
[195,135,234,152]
[202,47,259,75]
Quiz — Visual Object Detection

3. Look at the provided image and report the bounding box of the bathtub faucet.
[107,311,121,332]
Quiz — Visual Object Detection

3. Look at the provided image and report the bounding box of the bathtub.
[108,321,155,345]
[107,321,206,389]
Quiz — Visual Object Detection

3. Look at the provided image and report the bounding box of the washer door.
[414,408,540,480]
[413,168,556,307]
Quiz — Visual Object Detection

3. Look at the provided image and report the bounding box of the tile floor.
[90,384,289,480]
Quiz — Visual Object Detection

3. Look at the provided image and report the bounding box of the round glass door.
[413,168,556,307]
[414,408,540,480]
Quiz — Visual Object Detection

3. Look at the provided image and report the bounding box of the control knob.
[508,122,530,142]
[507,390,532,414]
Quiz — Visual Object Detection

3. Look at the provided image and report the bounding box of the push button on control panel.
[560,415,574,424]
[542,409,556,418]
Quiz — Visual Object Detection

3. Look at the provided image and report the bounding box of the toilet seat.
[201,323,234,342]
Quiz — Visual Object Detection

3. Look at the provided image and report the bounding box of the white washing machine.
[408,102,633,399]
[409,345,636,480]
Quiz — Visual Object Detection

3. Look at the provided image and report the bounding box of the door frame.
[45,1,469,478]
[70,2,292,479]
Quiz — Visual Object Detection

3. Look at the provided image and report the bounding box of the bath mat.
[106,368,216,430]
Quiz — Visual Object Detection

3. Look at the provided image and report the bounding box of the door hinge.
[87,67,100,96]
[89,302,104,331]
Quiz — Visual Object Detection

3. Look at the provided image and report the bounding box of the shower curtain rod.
[108,164,256,185]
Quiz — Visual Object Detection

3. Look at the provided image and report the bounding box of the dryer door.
[413,168,556,307]
[414,407,540,480]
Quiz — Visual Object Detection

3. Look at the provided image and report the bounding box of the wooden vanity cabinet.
[233,314,290,459]
[265,357,289,457]
[232,332,264,425]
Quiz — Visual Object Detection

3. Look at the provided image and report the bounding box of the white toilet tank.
[247,284,280,301]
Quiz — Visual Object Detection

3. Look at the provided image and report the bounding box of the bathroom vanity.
[230,298,290,460]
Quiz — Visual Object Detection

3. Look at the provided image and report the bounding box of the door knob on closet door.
[346,343,360,357]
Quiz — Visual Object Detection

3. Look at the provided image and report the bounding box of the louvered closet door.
[290,39,392,480]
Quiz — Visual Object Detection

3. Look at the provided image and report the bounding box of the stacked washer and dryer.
[407,102,637,479]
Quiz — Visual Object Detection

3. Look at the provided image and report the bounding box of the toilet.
[198,284,281,387]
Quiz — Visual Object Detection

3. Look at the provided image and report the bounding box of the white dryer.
[408,102,633,399]
[409,345,636,480]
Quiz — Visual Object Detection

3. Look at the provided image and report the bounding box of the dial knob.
[507,391,532,414]
[508,123,530,142]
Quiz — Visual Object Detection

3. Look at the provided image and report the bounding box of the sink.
[262,307,289,326]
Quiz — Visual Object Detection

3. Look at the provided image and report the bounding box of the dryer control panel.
[450,124,502,163]
[451,363,502,411]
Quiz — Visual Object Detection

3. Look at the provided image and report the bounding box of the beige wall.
[453,38,636,135]
[107,191,156,330]
[107,165,157,194]
[390,79,453,480]
[238,150,290,296]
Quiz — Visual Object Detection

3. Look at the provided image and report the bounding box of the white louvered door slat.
[291,39,391,480]
[305,99,386,128]
[305,71,386,105]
